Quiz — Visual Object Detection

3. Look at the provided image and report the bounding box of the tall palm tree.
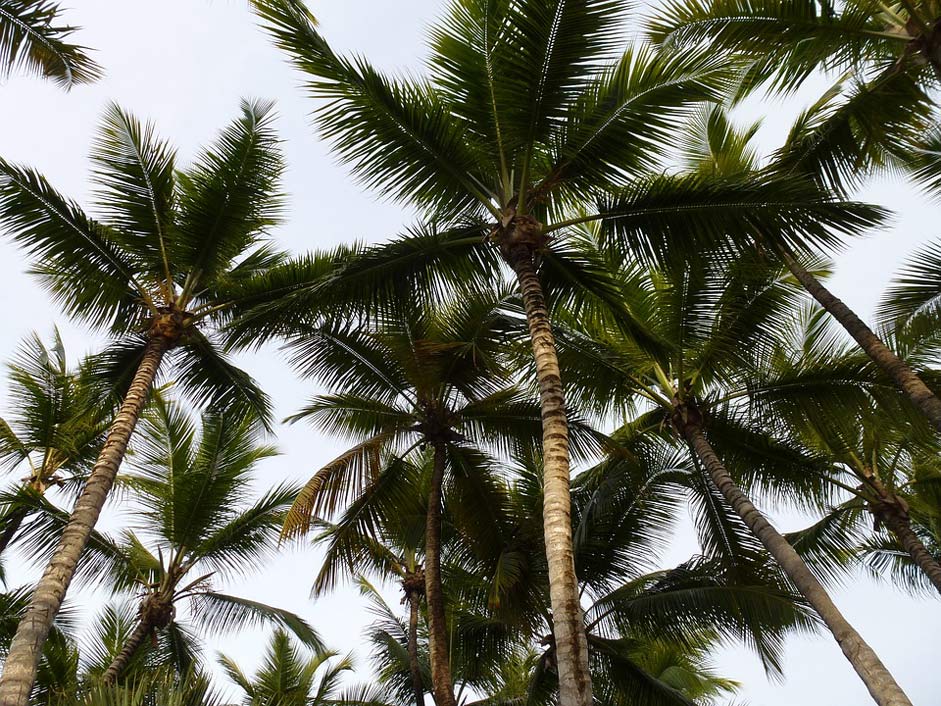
[0,99,284,706]
[98,398,320,685]
[0,0,100,87]
[0,330,112,558]
[280,290,582,706]
[246,4,881,701]
[555,247,912,706]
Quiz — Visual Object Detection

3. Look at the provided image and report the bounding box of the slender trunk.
[507,245,592,706]
[424,442,455,706]
[0,506,29,557]
[781,249,941,434]
[678,415,912,706]
[873,501,941,595]
[0,337,168,706]
[407,591,425,706]
[101,617,153,685]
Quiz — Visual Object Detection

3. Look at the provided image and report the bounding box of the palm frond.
[0,0,101,87]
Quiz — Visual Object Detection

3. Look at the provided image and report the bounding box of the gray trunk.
[782,250,941,434]
[681,418,912,706]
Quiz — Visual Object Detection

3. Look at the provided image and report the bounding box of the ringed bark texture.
[782,250,941,435]
[0,337,169,706]
[681,420,912,706]
[879,511,941,595]
[508,245,592,706]
[424,442,455,706]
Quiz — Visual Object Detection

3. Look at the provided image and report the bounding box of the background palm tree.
[98,397,320,685]
[220,630,388,706]
[0,0,101,87]
[0,99,284,706]
[554,242,912,705]
[751,304,941,594]
[280,289,581,706]
[644,4,941,436]
[305,453,430,706]
[0,330,112,559]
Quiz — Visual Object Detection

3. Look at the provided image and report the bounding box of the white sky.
[0,1,939,704]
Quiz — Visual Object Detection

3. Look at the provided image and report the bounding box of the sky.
[0,0,939,704]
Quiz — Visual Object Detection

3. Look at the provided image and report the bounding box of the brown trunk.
[0,506,28,557]
[868,489,941,595]
[781,249,941,434]
[0,337,168,706]
[101,617,153,685]
[424,442,455,706]
[883,513,941,594]
[507,245,592,706]
[407,591,425,706]
[677,413,912,706]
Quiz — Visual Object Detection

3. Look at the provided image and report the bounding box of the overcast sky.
[0,1,939,704]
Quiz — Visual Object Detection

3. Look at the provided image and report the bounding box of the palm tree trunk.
[780,249,941,434]
[0,506,28,557]
[676,413,912,706]
[877,506,941,595]
[507,245,592,706]
[424,441,455,706]
[0,336,169,706]
[101,617,153,685]
[406,591,425,706]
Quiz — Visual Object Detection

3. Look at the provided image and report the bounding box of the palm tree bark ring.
[0,335,172,706]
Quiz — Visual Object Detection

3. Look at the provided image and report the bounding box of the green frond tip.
[0,0,102,88]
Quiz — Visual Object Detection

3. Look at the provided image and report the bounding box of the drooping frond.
[0,0,101,87]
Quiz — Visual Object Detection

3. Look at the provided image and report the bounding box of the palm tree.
[246,4,881,701]
[97,397,320,684]
[377,456,812,706]
[0,0,100,87]
[220,630,388,706]
[754,305,941,594]
[279,290,580,706]
[0,330,112,558]
[0,99,284,706]
[306,459,429,706]
[555,247,912,706]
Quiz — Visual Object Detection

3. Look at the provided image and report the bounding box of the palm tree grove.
[0,0,940,705]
